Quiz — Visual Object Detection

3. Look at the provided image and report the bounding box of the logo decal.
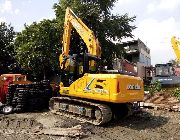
[84,78,109,94]
[84,78,95,91]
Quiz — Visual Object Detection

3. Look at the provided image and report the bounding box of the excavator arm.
[171,36,180,62]
[60,7,101,69]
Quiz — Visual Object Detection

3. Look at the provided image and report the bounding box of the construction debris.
[34,125,86,137]
[0,109,179,140]
[140,92,180,112]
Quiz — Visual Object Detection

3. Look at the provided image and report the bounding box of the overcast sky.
[0,0,180,65]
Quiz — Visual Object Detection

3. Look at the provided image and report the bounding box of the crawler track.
[49,97,112,125]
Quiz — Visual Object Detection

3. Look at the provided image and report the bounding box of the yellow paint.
[171,36,180,63]
[59,7,144,104]
[60,73,144,103]
[59,7,101,69]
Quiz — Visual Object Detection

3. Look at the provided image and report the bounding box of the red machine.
[0,74,31,114]
[0,76,13,103]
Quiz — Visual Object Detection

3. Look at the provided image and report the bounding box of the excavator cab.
[153,63,180,87]
[60,52,100,86]
[155,63,174,77]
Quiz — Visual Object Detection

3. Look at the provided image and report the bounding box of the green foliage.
[173,87,180,100]
[14,20,61,80]
[53,0,136,68]
[0,22,16,74]
[14,0,136,80]
[146,81,162,95]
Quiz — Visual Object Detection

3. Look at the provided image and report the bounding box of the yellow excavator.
[49,7,144,125]
[152,36,180,87]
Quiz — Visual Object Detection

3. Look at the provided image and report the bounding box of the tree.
[0,22,16,74]
[53,0,136,68]
[14,20,61,80]
[15,0,136,80]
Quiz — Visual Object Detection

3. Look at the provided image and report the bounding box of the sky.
[0,0,180,65]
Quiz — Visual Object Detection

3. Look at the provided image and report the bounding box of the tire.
[16,104,25,108]
[17,98,26,101]
[17,101,26,104]
[14,107,22,112]
[12,100,17,106]
[2,105,13,114]
[18,94,27,98]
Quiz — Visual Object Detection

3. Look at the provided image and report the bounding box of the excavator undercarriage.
[49,96,138,125]
[49,96,112,125]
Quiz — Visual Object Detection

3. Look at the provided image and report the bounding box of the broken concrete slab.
[34,125,86,137]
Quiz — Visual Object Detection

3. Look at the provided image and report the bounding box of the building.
[121,39,151,78]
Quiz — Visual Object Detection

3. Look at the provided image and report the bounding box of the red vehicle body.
[0,74,31,104]
[0,76,13,103]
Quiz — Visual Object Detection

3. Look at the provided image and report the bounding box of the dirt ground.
[0,108,179,140]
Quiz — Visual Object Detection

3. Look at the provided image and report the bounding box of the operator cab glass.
[155,64,174,77]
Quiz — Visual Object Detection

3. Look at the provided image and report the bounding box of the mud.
[0,109,179,140]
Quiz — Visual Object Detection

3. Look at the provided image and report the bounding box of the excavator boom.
[60,7,101,69]
[171,36,180,62]
[62,7,101,57]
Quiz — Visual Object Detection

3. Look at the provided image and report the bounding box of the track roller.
[49,97,112,125]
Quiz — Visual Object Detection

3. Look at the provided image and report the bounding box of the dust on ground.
[0,108,179,140]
